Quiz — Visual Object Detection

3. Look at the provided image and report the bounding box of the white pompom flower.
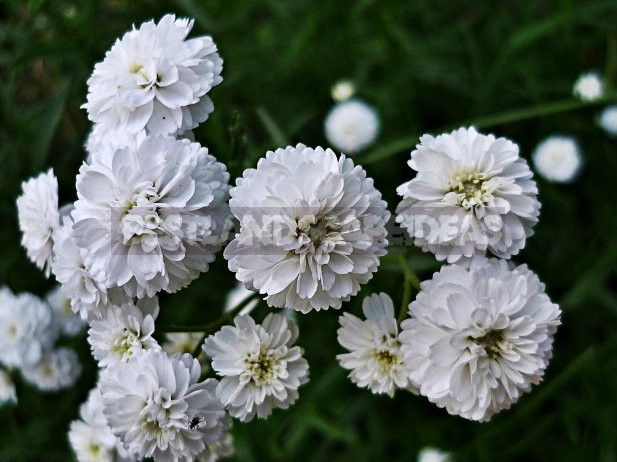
[324,99,380,154]
[532,136,582,183]
[72,135,232,299]
[100,350,228,462]
[224,144,389,313]
[0,287,55,368]
[88,297,161,368]
[600,105,617,136]
[573,71,603,101]
[203,313,309,422]
[16,169,59,277]
[0,370,17,406]
[69,385,137,462]
[337,293,416,397]
[399,258,561,422]
[21,347,81,391]
[396,127,540,263]
[417,447,451,462]
[330,80,356,102]
[83,14,222,137]
[46,285,87,337]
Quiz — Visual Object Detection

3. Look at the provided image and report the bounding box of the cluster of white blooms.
[0,286,81,393]
[225,144,389,313]
[400,258,561,421]
[203,313,309,421]
[324,99,380,154]
[532,136,582,183]
[395,126,540,263]
[337,293,416,397]
[572,71,603,101]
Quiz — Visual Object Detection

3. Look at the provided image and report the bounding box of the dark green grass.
[1,1,616,460]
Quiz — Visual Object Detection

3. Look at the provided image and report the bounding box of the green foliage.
[1,0,616,460]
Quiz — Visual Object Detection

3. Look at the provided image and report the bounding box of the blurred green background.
[1,0,616,461]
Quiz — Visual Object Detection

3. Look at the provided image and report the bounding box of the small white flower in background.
[100,350,228,462]
[52,216,129,321]
[417,447,451,462]
[0,370,17,406]
[599,105,617,136]
[223,283,258,315]
[0,287,55,368]
[396,126,540,263]
[324,99,380,154]
[532,136,582,183]
[337,293,416,397]
[46,285,87,337]
[16,169,59,277]
[69,385,137,462]
[21,347,81,391]
[196,420,234,462]
[83,14,223,137]
[225,144,389,313]
[72,135,232,299]
[203,313,309,422]
[330,79,355,102]
[573,71,603,101]
[399,257,561,422]
[163,332,209,372]
[88,297,160,368]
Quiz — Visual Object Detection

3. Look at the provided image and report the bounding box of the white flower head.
[0,287,55,368]
[396,127,540,263]
[88,297,161,368]
[69,385,137,462]
[400,258,561,422]
[337,293,417,397]
[599,105,617,136]
[417,447,451,462]
[225,144,389,313]
[46,284,87,336]
[573,71,603,101]
[331,80,355,102]
[100,350,228,462]
[52,216,129,321]
[532,136,582,183]
[203,313,309,422]
[21,347,81,391]
[196,422,234,462]
[72,135,232,299]
[0,370,17,406]
[83,14,223,137]
[16,169,59,277]
[324,99,380,154]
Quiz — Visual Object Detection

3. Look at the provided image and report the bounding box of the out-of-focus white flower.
[0,370,17,406]
[330,80,355,102]
[21,347,81,391]
[69,385,137,462]
[88,297,160,368]
[83,14,223,137]
[203,313,309,422]
[223,283,258,315]
[163,332,209,373]
[600,105,617,136]
[196,421,234,462]
[400,258,561,422]
[324,99,379,154]
[52,217,128,321]
[72,135,231,299]
[573,71,603,101]
[396,127,540,263]
[225,144,389,313]
[0,287,55,368]
[16,169,59,277]
[46,285,87,337]
[417,447,451,462]
[100,350,228,462]
[532,136,582,183]
[337,293,416,397]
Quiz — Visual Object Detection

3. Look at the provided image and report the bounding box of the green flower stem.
[397,255,421,325]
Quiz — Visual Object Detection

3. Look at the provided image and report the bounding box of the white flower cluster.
[325,99,380,154]
[0,286,81,395]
